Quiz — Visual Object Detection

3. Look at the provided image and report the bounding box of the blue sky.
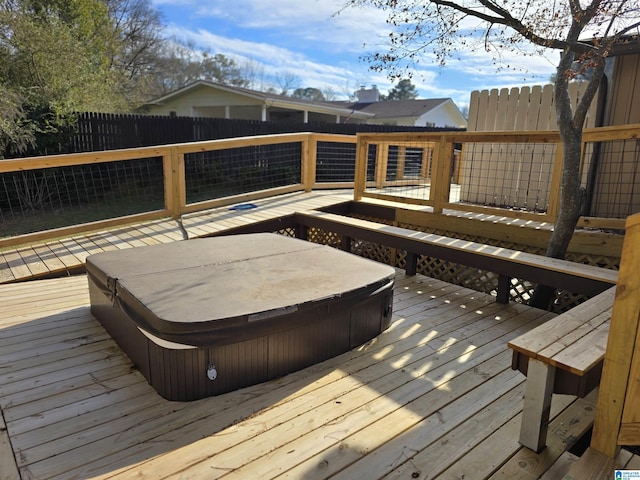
[152,0,559,109]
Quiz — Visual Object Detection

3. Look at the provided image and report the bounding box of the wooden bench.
[508,286,616,452]
[292,211,618,303]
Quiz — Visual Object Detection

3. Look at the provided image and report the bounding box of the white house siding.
[417,102,467,129]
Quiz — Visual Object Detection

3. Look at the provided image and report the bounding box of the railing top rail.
[4,124,639,174]
[354,123,640,144]
[0,132,328,173]
[355,130,563,143]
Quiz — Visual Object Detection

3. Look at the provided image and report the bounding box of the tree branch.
[429,0,594,52]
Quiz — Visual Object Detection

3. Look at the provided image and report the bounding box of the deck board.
[31,243,69,272]
[0,190,351,284]
[0,270,612,479]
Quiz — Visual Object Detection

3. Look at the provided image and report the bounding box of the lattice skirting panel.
[306,228,342,248]
[275,227,297,238]
[276,218,619,314]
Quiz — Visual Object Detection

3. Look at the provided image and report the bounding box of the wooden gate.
[591,211,640,457]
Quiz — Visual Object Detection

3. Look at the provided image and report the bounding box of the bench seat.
[508,286,616,452]
[294,211,618,303]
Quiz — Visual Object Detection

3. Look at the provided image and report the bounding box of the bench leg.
[496,275,511,304]
[341,235,352,252]
[519,358,556,452]
[405,252,417,276]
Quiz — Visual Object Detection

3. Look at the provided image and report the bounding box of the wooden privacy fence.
[466,83,599,132]
[354,123,640,230]
[68,112,444,154]
[462,83,639,219]
[464,83,599,215]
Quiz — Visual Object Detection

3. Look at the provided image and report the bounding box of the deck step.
[563,447,616,480]
[542,451,579,479]
[562,447,640,480]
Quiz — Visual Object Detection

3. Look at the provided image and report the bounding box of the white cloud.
[162,25,372,95]
[157,0,392,55]
[153,0,563,105]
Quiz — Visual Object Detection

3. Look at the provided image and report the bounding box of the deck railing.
[2,124,640,249]
[0,133,356,247]
[354,124,640,230]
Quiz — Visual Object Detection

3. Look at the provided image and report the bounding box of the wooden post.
[163,147,185,219]
[496,275,511,304]
[301,134,316,192]
[295,224,309,240]
[431,137,454,214]
[354,134,369,201]
[591,212,640,457]
[405,252,417,276]
[375,143,389,189]
[546,141,563,223]
[451,149,461,184]
[162,152,172,216]
[420,146,432,179]
[396,145,406,180]
[341,235,352,252]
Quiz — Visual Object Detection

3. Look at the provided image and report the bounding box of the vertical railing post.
[452,149,461,184]
[163,147,185,219]
[301,134,316,192]
[420,145,433,179]
[354,134,369,201]
[162,149,174,218]
[430,136,454,214]
[375,143,389,189]
[546,141,564,224]
[396,145,406,180]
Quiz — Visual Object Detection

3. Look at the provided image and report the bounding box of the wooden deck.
[3,270,637,480]
[0,190,353,284]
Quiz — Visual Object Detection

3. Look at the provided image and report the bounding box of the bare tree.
[275,72,301,96]
[0,86,35,158]
[345,0,640,261]
[240,58,267,90]
[104,0,165,104]
[322,86,340,101]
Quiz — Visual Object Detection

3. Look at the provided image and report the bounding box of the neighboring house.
[142,81,468,129]
[333,86,468,129]
[142,80,375,124]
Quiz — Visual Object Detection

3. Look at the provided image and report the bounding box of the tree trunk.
[530,54,590,309]
[530,125,586,308]
[546,126,586,259]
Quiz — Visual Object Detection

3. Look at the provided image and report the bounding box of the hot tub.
[86,233,395,401]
